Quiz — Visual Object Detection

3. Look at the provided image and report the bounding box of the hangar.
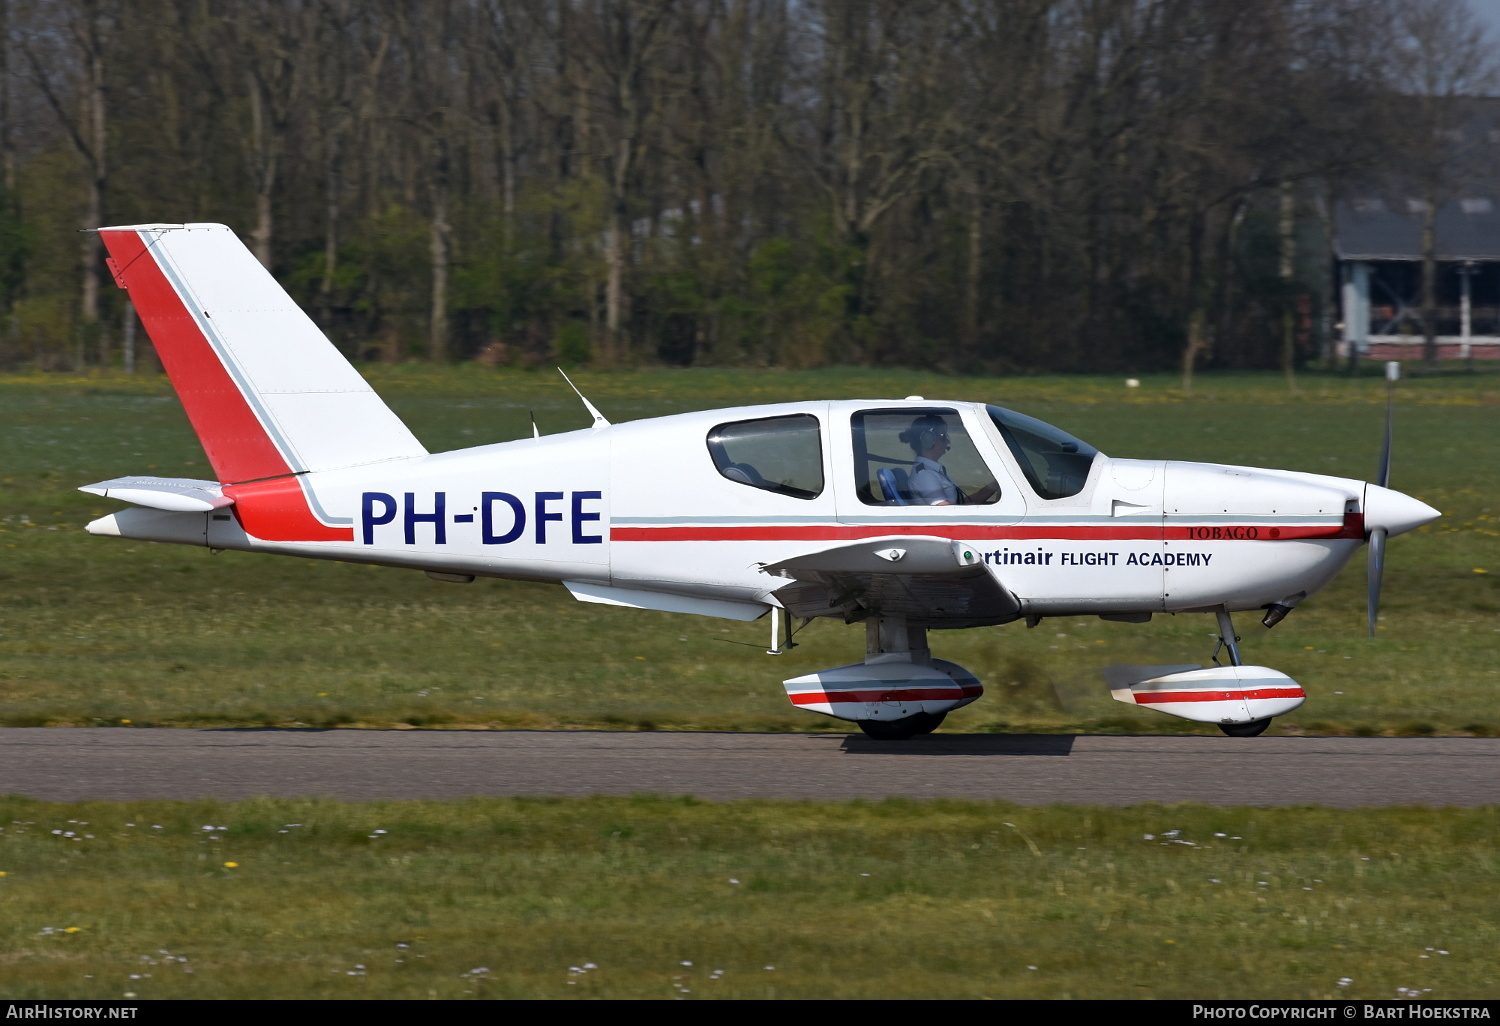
[1334,106,1500,365]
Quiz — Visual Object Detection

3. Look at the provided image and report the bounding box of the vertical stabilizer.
[98,223,427,484]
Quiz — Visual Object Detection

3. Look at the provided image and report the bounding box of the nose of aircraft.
[1364,484,1440,537]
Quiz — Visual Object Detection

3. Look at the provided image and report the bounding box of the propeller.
[1368,361,1398,636]
[1367,525,1386,637]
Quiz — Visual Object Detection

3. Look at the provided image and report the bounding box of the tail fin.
[98,223,427,484]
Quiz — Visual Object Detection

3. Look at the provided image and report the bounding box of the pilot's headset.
[900,415,947,455]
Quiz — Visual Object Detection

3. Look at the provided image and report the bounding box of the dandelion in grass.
[223,862,238,868]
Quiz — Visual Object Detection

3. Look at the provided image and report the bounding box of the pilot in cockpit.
[900,415,1000,506]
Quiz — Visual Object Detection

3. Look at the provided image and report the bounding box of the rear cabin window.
[852,408,1001,506]
[706,414,824,499]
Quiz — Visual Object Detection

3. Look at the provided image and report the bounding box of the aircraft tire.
[1218,718,1272,738]
[857,711,946,741]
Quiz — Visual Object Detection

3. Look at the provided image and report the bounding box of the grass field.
[0,795,1494,1000]
[1,366,1497,735]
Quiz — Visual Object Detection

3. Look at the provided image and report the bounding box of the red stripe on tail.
[102,229,352,543]
[99,230,291,485]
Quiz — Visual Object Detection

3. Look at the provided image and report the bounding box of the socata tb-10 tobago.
[82,223,1439,739]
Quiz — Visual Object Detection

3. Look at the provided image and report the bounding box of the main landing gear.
[780,615,983,741]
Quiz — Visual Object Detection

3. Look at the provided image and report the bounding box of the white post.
[1342,261,1371,358]
[122,302,136,374]
[1460,262,1473,361]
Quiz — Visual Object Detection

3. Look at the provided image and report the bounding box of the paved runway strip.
[0,729,1495,806]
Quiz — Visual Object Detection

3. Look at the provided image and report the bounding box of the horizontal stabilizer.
[79,476,232,512]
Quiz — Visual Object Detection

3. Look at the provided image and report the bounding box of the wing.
[761,536,1021,629]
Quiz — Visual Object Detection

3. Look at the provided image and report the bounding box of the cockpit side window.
[852,408,1001,506]
[986,405,1099,500]
[706,414,824,499]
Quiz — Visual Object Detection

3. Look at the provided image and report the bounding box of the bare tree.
[1388,0,1499,365]
[19,0,117,333]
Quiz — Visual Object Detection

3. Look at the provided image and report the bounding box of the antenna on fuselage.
[557,368,610,429]
[529,410,540,439]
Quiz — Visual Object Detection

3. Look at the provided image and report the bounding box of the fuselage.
[89,398,1432,624]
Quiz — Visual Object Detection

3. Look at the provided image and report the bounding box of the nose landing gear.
[1211,611,1272,737]
[1106,608,1307,735]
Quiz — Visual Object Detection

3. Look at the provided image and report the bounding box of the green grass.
[0,795,1493,999]
[1,367,1496,735]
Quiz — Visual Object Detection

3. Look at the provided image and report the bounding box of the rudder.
[100,222,427,484]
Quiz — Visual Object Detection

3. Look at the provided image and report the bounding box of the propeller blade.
[1367,525,1387,637]
[1377,361,1398,488]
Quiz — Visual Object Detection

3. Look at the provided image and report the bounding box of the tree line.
[0,0,1492,374]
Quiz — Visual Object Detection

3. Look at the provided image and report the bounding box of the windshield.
[986,405,1099,500]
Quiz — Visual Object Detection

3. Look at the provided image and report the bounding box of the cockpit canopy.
[986,406,1099,500]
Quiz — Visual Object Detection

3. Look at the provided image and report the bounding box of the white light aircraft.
[83,223,1440,739]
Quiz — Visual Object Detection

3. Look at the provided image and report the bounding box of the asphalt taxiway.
[0,729,1494,806]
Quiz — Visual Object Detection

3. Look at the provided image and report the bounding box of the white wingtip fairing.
[85,514,122,537]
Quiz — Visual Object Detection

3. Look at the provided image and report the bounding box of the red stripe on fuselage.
[221,476,352,543]
[1132,687,1306,705]
[612,517,1361,543]
[788,685,984,706]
